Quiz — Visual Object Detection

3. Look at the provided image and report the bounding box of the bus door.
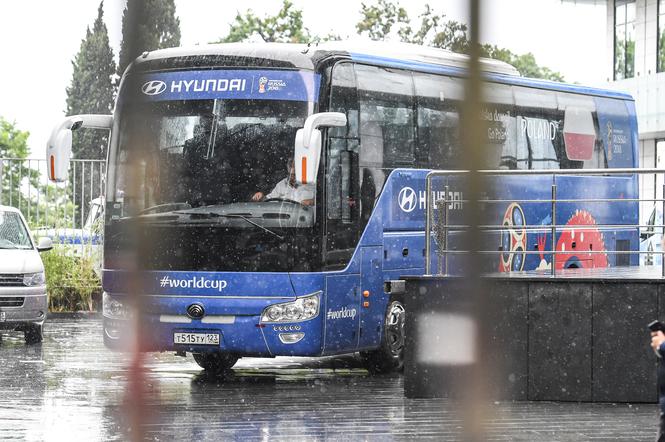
[323,137,362,354]
[324,274,360,353]
[359,246,384,348]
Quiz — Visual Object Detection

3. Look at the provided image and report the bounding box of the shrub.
[42,248,101,312]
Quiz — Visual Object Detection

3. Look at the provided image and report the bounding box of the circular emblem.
[398,187,417,213]
[141,80,167,96]
[499,203,527,272]
[186,303,205,319]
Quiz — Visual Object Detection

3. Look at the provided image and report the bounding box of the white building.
[566,0,665,217]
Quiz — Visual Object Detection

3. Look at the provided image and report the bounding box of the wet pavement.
[0,317,660,441]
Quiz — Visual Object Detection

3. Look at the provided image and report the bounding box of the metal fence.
[425,167,665,277]
[0,158,105,229]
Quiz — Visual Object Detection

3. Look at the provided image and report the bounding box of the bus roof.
[128,41,633,101]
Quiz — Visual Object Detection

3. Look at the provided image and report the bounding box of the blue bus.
[46,42,638,373]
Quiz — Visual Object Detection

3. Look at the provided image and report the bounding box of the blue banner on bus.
[134,70,321,103]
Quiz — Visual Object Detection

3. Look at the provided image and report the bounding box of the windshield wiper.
[176,211,284,240]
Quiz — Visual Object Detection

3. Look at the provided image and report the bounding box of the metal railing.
[0,158,105,230]
[425,167,665,277]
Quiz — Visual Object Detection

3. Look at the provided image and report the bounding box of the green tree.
[66,1,116,160]
[217,0,312,43]
[117,0,181,76]
[0,118,34,209]
[357,1,564,81]
[65,2,115,226]
[0,118,73,228]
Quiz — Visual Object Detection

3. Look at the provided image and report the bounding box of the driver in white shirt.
[251,159,314,206]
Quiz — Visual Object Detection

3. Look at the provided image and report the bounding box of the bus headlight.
[260,292,320,323]
[103,293,132,319]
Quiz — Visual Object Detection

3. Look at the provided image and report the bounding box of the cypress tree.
[117,0,181,76]
[65,2,116,225]
[65,1,116,160]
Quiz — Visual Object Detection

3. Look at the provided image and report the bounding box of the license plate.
[0,311,4,322]
[173,332,220,345]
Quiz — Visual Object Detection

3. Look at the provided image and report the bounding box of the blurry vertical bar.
[119,3,148,440]
[460,0,488,439]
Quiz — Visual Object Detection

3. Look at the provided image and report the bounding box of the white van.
[0,205,52,343]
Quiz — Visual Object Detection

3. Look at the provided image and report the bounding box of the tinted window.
[328,62,359,139]
[356,65,415,167]
[413,72,463,169]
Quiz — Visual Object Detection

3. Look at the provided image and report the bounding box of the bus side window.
[413,72,463,170]
[555,91,603,169]
[328,62,359,139]
[514,86,560,170]
[356,64,415,168]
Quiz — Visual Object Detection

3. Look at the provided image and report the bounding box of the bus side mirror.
[294,112,347,185]
[46,114,113,183]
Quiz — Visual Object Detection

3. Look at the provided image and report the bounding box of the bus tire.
[24,323,43,344]
[192,352,238,373]
[360,299,405,374]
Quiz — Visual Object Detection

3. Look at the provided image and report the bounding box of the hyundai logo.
[398,187,417,213]
[186,303,205,319]
[141,80,167,96]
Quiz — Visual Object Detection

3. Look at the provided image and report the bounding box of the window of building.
[614,0,635,80]
[659,0,665,72]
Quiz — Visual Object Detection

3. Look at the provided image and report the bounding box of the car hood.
[0,249,43,273]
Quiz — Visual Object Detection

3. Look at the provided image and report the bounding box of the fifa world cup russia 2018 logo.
[499,202,527,272]
[258,76,268,93]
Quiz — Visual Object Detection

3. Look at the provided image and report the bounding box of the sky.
[0,0,608,158]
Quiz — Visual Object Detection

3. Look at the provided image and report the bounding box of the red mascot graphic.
[553,210,608,270]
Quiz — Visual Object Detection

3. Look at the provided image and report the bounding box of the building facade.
[566,0,665,219]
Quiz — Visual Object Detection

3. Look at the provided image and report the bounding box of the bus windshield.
[110,97,318,272]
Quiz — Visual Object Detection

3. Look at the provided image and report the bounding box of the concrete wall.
[403,276,662,402]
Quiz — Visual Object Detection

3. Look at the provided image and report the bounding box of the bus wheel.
[24,323,43,344]
[360,300,405,374]
[192,352,238,373]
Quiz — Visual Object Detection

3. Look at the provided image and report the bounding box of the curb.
[47,311,102,319]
